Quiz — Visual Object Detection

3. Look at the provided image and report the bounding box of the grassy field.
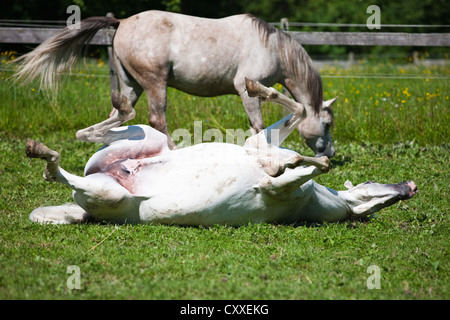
[0,53,448,300]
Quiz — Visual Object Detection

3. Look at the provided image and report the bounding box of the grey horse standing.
[15,10,336,156]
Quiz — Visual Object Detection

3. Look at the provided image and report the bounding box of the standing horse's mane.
[277,31,323,114]
[245,14,277,47]
[245,14,323,114]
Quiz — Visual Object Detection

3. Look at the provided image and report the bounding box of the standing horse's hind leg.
[109,52,144,118]
[144,79,175,149]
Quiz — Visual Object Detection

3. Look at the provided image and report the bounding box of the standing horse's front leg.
[239,92,265,136]
[235,77,265,135]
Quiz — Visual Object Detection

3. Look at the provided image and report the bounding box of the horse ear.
[323,97,338,108]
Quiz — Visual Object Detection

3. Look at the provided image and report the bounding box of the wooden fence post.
[413,51,419,65]
[106,12,119,96]
[348,51,355,66]
[281,18,289,32]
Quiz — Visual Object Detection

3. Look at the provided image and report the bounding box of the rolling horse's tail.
[14,16,120,91]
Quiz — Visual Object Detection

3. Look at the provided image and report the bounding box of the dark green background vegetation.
[1,0,449,57]
[2,0,448,28]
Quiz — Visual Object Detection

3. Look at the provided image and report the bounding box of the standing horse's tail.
[14,16,120,91]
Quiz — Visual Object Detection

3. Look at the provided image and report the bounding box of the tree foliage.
[2,0,447,26]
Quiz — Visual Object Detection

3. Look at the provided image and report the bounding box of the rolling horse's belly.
[133,143,268,225]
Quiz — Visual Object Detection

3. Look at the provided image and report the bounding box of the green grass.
[0,56,448,299]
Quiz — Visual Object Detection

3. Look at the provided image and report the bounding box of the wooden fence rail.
[0,27,449,47]
[0,27,114,45]
[290,32,450,47]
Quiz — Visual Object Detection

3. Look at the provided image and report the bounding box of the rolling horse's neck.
[296,181,351,222]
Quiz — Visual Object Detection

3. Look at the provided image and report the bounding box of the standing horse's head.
[298,98,337,158]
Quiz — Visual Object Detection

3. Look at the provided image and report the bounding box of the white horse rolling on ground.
[27,79,417,225]
[15,10,335,157]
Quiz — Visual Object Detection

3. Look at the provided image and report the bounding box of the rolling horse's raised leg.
[76,90,136,143]
[26,140,61,182]
[29,203,91,225]
[26,139,136,224]
[75,91,171,177]
[27,90,168,224]
[259,165,328,199]
[243,79,329,177]
[26,140,90,224]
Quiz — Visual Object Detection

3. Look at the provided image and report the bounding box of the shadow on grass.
[330,155,353,168]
